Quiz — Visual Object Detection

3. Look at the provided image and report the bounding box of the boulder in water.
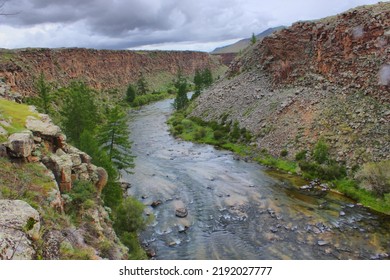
[175,207,188,218]
[151,200,162,208]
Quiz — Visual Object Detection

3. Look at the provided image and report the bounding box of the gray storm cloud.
[0,0,382,50]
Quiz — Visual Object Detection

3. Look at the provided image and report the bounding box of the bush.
[230,121,241,142]
[65,181,96,212]
[114,197,146,235]
[312,138,329,164]
[299,160,346,181]
[120,232,147,260]
[193,127,207,140]
[280,149,288,157]
[174,124,184,134]
[355,160,390,197]
[181,119,193,129]
[295,150,307,161]
[213,130,225,140]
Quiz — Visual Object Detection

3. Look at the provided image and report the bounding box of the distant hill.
[211,26,285,54]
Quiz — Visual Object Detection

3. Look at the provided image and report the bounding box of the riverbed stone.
[175,207,188,218]
[151,200,163,208]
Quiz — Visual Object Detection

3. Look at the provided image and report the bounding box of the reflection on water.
[122,98,390,260]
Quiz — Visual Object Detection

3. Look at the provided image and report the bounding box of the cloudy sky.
[0,0,382,52]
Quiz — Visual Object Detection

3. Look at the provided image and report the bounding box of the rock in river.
[151,200,163,208]
[175,207,188,218]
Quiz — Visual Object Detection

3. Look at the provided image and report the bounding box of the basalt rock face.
[0,48,221,98]
[229,2,390,102]
[191,3,390,167]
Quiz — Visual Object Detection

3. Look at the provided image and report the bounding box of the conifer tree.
[202,68,213,87]
[126,84,137,103]
[35,72,51,114]
[173,70,188,110]
[98,106,134,171]
[136,74,148,95]
[250,32,257,45]
[61,82,98,145]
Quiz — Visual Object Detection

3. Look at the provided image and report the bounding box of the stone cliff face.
[0,98,127,260]
[229,2,389,101]
[0,48,221,97]
[191,2,390,167]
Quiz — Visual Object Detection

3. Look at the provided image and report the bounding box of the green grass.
[333,179,390,214]
[0,99,39,141]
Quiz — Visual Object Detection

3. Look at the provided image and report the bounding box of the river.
[122,97,390,260]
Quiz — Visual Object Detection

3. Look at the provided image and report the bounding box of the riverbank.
[167,110,390,215]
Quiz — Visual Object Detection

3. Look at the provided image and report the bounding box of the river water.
[122,97,390,260]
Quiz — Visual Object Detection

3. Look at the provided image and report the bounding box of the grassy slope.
[0,99,38,141]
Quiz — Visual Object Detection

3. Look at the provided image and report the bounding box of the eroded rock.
[0,200,40,260]
[7,132,34,158]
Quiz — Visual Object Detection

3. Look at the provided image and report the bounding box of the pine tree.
[136,74,148,95]
[126,84,137,103]
[173,70,188,110]
[35,72,51,114]
[98,106,134,171]
[250,32,257,45]
[192,69,202,99]
[61,82,98,146]
[202,68,213,87]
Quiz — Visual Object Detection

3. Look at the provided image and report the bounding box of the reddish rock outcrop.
[230,2,390,101]
[0,48,221,97]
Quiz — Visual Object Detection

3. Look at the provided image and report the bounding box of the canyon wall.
[0,48,221,97]
[191,2,390,167]
[229,2,389,101]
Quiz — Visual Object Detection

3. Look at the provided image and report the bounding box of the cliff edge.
[0,95,127,259]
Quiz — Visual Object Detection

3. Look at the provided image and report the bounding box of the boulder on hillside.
[0,200,40,260]
[7,132,34,158]
[26,115,61,137]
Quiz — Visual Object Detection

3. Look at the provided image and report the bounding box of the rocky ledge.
[0,101,127,259]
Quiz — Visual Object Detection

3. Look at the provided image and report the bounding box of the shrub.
[355,160,390,197]
[295,150,307,161]
[312,138,329,164]
[114,197,146,235]
[230,121,241,142]
[181,119,193,129]
[120,232,147,260]
[193,127,207,140]
[280,149,288,157]
[174,124,184,134]
[213,130,225,140]
[65,181,96,211]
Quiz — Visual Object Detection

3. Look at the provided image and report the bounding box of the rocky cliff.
[191,2,390,167]
[0,48,222,98]
[0,97,127,260]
